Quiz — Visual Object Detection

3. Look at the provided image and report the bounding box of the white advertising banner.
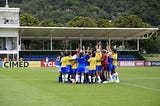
[119,61,135,66]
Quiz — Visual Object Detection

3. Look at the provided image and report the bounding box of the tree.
[97,19,114,27]
[140,33,160,53]
[131,0,160,26]
[8,0,160,27]
[66,16,97,50]
[20,13,39,26]
[39,20,57,27]
[67,16,97,27]
[114,13,151,28]
[113,13,159,53]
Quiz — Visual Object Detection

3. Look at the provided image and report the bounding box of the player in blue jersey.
[107,52,113,82]
[56,52,63,82]
[75,51,85,84]
[83,46,90,83]
[105,45,113,82]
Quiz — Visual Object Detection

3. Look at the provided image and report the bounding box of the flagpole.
[5,0,9,8]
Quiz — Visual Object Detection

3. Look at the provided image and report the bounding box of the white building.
[0,6,20,60]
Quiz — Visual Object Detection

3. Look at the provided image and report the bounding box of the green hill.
[1,0,160,26]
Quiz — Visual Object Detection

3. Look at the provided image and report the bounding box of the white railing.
[0,50,18,54]
[1,45,17,50]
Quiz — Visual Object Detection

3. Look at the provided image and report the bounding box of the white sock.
[97,76,101,82]
[113,73,117,80]
[93,77,96,83]
[109,75,113,81]
[112,74,116,82]
[70,78,73,82]
[76,74,79,82]
[81,76,84,83]
[70,75,72,81]
[62,75,65,83]
[115,72,120,82]
[65,74,68,82]
[117,76,120,82]
[89,76,91,83]
[78,75,80,82]
[107,76,110,81]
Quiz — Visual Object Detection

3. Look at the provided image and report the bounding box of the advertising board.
[41,61,56,67]
[135,61,144,66]
[118,61,135,66]
[151,61,160,66]
[2,61,41,68]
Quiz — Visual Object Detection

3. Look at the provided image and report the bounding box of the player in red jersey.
[101,49,108,82]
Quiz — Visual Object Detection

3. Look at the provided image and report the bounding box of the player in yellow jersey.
[95,41,102,83]
[88,52,96,84]
[71,52,78,84]
[95,49,102,82]
[65,52,72,83]
[112,49,120,83]
[60,52,67,83]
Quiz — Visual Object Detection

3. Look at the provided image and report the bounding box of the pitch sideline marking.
[121,82,160,92]
[1,76,160,81]
[0,79,54,80]
[122,77,160,80]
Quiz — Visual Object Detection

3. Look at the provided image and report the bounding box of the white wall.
[0,7,19,26]
[0,29,18,37]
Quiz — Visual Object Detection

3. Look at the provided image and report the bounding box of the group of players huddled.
[56,41,120,84]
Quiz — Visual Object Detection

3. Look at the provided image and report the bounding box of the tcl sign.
[41,61,56,67]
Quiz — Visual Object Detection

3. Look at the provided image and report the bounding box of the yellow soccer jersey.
[112,53,118,66]
[66,55,72,65]
[61,57,67,67]
[88,57,96,70]
[71,60,78,69]
[95,52,102,65]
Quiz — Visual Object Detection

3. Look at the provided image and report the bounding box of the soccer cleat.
[115,79,120,83]
[102,81,108,84]
[98,80,102,84]
[88,82,92,84]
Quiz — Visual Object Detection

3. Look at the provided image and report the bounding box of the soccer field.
[0,67,160,106]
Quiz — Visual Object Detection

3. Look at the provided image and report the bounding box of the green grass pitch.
[0,67,160,106]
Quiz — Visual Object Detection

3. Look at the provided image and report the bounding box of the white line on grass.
[122,77,160,80]
[121,82,160,92]
[0,79,54,80]
[39,69,58,72]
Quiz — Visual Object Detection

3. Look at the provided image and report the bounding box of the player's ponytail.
[79,52,83,58]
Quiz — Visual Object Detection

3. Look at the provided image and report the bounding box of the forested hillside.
[1,0,160,27]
